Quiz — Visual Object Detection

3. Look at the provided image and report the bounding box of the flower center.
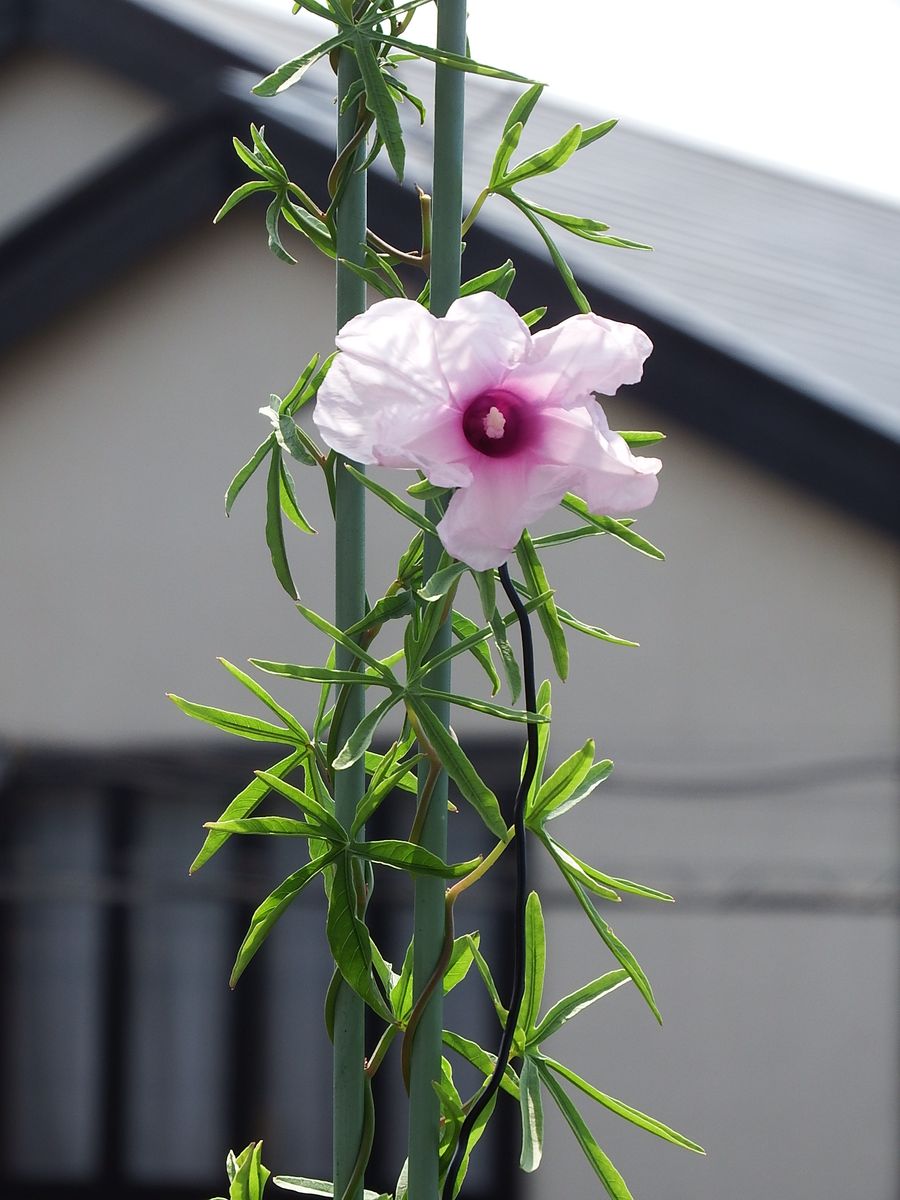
[461,390,530,458]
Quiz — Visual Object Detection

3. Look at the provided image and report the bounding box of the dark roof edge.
[1,0,897,538]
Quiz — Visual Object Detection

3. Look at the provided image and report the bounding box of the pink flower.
[314,293,661,571]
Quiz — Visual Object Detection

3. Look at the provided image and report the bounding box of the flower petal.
[314,299,453,467]
[509,313,652,407]
[436,456,570,570]
[434,292,531,406]
[538,404,661,515]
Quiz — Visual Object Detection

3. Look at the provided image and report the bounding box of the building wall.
[0,54,897,1200]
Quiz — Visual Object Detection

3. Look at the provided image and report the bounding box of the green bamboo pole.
[408,2,466,1196]
[333,48,368,1200]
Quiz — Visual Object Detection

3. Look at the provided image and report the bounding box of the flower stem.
[333,47,368,1200]
[441,564,539,1200]
[408,2,467,1195]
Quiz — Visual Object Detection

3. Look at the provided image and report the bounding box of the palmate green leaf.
[344,463,437,535]
[529,970,630,1046]
[333,691,404,770]
[501,122,582,187]
[518,1054,544,1172]
[326,851,393,1021]
[225,435,274,516]
[190,749,306,873]
[352,32,405,181]
[450,610,500,695]
[407,700,506,839]
[266,449,298,598]
[353,838,479,878]
[205,816,326,839]
[537,1062,634,1200]
[561,494,665,560]
[230,1141,271,1200]
[254,770,345,840]
[565,869,662,1023]
[545,757,614,821]
[441,1030,519,1099]
[376,33,538,84]
[253,31,348,96]
[519,892,546,1040]
[166,695,306,747]
[230,847,342,986]
[516,532,568,680]
[542,1055,705,1154]
[527,739,594,825]
[214,179,272,224]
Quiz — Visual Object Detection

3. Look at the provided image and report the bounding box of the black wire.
[441,562,539,1200]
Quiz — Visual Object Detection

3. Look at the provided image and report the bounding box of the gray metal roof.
[147,1,900,444]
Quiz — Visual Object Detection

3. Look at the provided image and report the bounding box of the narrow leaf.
[519,892,546,1038]
[279,462,316,533]
[518,1055,544,1172]
[326,851,393,1020]
[537,1062,634,1200]
[230,848,341,986]
[543,1055,705,1153]
[253,32,348,96]
[528,739,594,824]
[376,34,538,83]
[441,1031,519,1099]
[353,838,480,878]
[545,758,614,821]
[255,771,346,841]
[562,495,665,560]
[408,701,506,839]
[214,180,271,223]
[225,436,274,516]
[516,532,568,679]
[502,123,582,186]
[266,449,298,598]
[217,658,308,740]
[344,463,437,535]
[190,749,305,873]
[352,34,406,181]
[167,695,305,746]
[334,691,404,770]
[529,970,630,1045]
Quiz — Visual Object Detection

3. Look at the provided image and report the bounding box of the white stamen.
[483,405,506,440]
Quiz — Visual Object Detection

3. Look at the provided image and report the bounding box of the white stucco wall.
[0,53,897,1200]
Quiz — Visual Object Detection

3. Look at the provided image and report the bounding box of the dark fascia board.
[1,0,897,538]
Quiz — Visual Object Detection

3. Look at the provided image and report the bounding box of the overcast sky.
[225,0,900,203]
